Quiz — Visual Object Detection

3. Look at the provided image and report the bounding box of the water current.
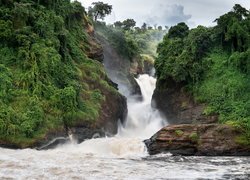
[0,75,249,179]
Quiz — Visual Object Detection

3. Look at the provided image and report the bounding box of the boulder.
[145,124,250,156]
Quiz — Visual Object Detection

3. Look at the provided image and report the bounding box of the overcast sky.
[79,0,250,28]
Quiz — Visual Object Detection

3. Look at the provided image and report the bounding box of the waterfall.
[0,75,247,180]
[117,74,167,139]
[58,74,167,157]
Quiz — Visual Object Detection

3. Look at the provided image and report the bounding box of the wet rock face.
[145,124,250,156]
[86,33,104,62]
[33,129,68,150]
[130,59,154,76]
[152,79,218,125]
[97,34,142,97]
[97,90,127,134]
[70,127,105,144]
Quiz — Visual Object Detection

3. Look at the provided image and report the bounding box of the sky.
[79,0,250,28]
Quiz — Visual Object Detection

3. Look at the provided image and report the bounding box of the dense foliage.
[155,4,250,143]
[95,20,166,62]
[0,0,115,146]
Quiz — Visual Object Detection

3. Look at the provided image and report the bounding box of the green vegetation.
[86,0,167,64]
[155,4,250,143]
[94,19,166,73]
[0,0,117,146]
[175,130,184,136]
[189,132,199,142]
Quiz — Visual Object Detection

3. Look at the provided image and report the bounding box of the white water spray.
[118,74,167,139]
[62,74,167,158]
[0,75,248,179]
[53,74,166,158]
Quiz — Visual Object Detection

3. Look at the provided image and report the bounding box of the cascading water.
[118,74,167,139]
[63,74,167,158]
[0,75,249,179]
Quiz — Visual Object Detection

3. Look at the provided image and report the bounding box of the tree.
[141,23,147,31]
[185,26,211,59]
[168,22,189,39]
[122,18,136,30]
[215,4,249,52]
[114,21,123,28]
[148,26,153,30]
[158,26,163,31]
[88,1,112,21]
[233,4,248,20]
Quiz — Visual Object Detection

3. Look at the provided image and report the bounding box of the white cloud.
[146,4,192,27]
[79,0,250,28]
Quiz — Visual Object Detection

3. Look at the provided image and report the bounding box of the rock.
[0,141,20,149]
[32,87,127,149]
[0,128,69,149]
[97,34,142,97]
[70,127,105,144]
[152,78,218,124]
[37,137,70,150]
[145,124,250,156]
[34,128,68,149]
[96,88,127,134]
[143,60,154,75]
[130,56,155,76]
[65,32,128,145]
[86,35,104,62]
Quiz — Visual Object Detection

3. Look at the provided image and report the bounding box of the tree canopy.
[155,4,250,144]
[88,1,112,21]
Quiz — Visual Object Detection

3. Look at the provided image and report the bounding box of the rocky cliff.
[97,34,142,97]
[0,1,127,149]
[152,79,218,125]
[36,26,128,149]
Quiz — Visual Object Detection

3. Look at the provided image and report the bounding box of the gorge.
[0,0,250,179]
[1,72,249,179]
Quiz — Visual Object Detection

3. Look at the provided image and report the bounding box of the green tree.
[168,22,189,39]
[155,24,211,83]
[114,21,123,28]
[215,4,249,52]
[141,22,147,32]
[155,4,250,143]
[122,19,136,30]
[88,1,112,21]
[158,26,163,31]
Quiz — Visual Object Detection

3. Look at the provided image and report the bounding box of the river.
[0,75,249,179]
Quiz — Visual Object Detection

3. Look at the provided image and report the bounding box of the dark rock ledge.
[145,124,250,156]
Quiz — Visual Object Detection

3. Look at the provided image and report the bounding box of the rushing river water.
[0,75,249,179]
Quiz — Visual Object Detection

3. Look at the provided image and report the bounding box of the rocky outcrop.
[130,55,155,76]
[86,35,104,62]
[69,87,127,144]
[54,36,128,146]
[97,34,142,97]
[36,32,128,149]
[145,124,250,156]
[152,79,218,124]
